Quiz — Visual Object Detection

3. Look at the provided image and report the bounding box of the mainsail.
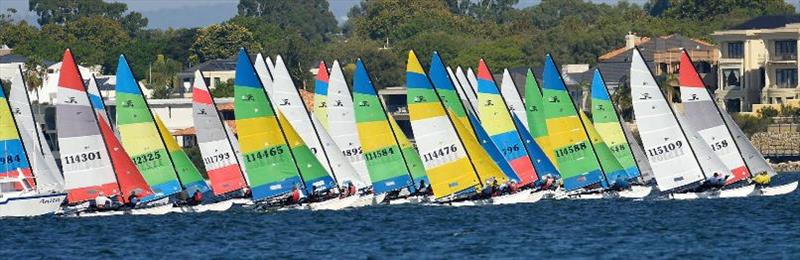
[579,111,625,185]
[261,55,338,191]
[234,49,302,200]
[313,61,330,129]
[0,78,34,189]
[541,54,604,190]
[448,66,477,116]
[191,70,248,195]
[590,69,641,180]
[115,55,181,197]
[352,59,416,192]
[154,115,211,194]
[454,66,480,115]
[511,113,560,178]
[97,114,155,203]
[8,66,63,192]
[678,50,749,184]
[720,112,775,176]
[524,69,558,168]
[475,60,538,185]
[57,49,120,203]
[630,48,705,191]
[87,75,112,127]
[325,60,372,186]
[386,113,428,184]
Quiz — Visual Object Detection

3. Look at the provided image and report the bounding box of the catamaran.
[0,66,66,217]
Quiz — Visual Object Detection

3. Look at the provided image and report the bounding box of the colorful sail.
[524,69,558,168]
[429,53,474,130]
[0,77,34,189]
[56,49,120,203]
[590,69,640,180]
[234,48,302,200]
[154,115,210,194]
[115,55,181,197]
[97,115,155,203]
[679,50,749,184]
[386,113,428,184]
[630,48,705,191]
[511,113,560,178]
[541,54,604,191]
[352,59,417,193]
[8,66,63,192]
[499,69,528,130]
[313,61,330,129]
[254,53,276,110]
[720,111,775,176]
[325,60,372,187]
[579,111,625,186]
[191,70,248,195]
[449,66,478,116]
[475,60,538,185]
[454,66,480,115]
[86,75,112,127]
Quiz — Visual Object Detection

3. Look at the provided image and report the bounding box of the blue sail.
[511,113,561,179]
[466,112,518,181]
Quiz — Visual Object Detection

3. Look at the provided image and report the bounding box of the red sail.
[97,114,154,202]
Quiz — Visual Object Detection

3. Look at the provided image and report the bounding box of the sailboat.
[115,55,214,204]
[55,49,167,216]
[313,61,330,129]
[676,50,796,197]
[351,58,424,204]
[0,67,66,217]
[87,75,113,127]
[524,69,559,169]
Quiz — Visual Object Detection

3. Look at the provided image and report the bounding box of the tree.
[236,0,338,42]
[758,106,779,118]
[211,79,234,98]
[28,0,147,33]
[146,55,183,99]
[188,23,259,64]
[662,0,795,21]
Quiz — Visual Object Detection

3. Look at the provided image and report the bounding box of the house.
[712,15,800,112]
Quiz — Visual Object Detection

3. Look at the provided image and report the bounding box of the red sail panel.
[98,114,154,202]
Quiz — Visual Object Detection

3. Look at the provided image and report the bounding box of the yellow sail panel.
[448,110,508,184]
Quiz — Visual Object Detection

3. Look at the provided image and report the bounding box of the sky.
[1,0,798,29]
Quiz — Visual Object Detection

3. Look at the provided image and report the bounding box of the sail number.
[203,152,231,165]
[710,140,729,152]
[63,152,102,165]
[646,140,683,157]
[502,144,521,156]
[342,147,363,157]
[555,143,588,157]
[364,147,395,161]
[245,147,284,162]
[132,151,162,165]
[422,145,458,162]
[610,144,627,153]
[0,154,23,165]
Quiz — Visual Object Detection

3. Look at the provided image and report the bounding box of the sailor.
[610,176,631,191]
[415,180,431,196]
[176,189,190,205]
[95,192,112,209]
[191,189,203,205]
[538,175,555,191]
[508,180,518,194]
[705,172,728,189]
[347,182,357,196]
[289,186,302,204]
[126,191,139,208]
[752,172,771,188]
[480,178,495,199]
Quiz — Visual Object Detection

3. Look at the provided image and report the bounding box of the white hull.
[229,198,254,205]
[619,185,653,199]
[387,195,433,205]
[65,198,173,217]
[670,184,755,200]
[444,191,545,206]
[0,193,66,217]
[349,193,387,208]
[171,200,234,213]
[307,195,361,211]
[553,185,653,200]
[756,181,798,197]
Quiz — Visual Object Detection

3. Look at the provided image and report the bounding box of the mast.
[15,66,48,157]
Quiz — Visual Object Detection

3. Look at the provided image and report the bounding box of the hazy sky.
[1,0,798,29]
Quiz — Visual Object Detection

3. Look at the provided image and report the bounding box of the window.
[722,69,741,89]
[727,42,743,58]
[725,99,741,113]
[776,68,797,88]
[775,40,797,60]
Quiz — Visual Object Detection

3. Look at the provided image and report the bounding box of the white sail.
[8,67,64,192]
[720,111,775,176]
[676,110,731,179]
[455,67,480,115]
[620,122,655,183]
[499,69,528,129]
[630,48,705,192]
[466,67,479,99]
[311,113,368,188]
[447,66,477,115]
[254,53,277,111]
[325,60,372,186]
[265,55,365,187]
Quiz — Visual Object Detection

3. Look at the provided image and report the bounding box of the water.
[3,174,799,259]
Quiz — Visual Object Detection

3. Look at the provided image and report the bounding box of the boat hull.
[669,184,755,200]
[0,193,66,217]
[756,181,798,197]
[171,200,234,213]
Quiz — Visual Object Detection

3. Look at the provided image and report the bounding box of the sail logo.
[639,93,652,100]
[65,96,78,104]
[528,105,538,112]
[688,94,699,101]
[279,99,291,106]
[197,109,208,115]
[412,96,426,103]
[12,108,21,115]
[358,101,370,107]
[318,101,327,108]
[484,99,495,106]
[242,94,255,102]
[595,104,606,111]
[333,100,344,107]
[122,100,135,108]
[547,96,560,103]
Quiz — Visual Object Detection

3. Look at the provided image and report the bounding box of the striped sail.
[0,77,34,189]
[475,60,538,185]
[448,66,477,116]
[8,67,63,192]
[579,111,625,186]
[386,113,428,184]
[325,60,372,187]
[622,122,655,183]
[191,70,248,195]
[115,55,181,197]
[511,113,560,178]
[454,67,480,115]
[154,115,210,194]
[97,114,155,203]
[266,56,338,191]
[274,111,332,191]
[499,69,528,130]
[676,111,731,180]
[590,69,640,180]
[678,50,749,184]
[234,49,302,200]
[352,59,416,193]
[56,49,120,203]
[630,48,705,191]
[720,111,775,176]
[524,69,558,168]
[87,76,112,127]
[406,51,506,198]
[313,61,330,129]
[450,109,509,186]
[541,54,604,191]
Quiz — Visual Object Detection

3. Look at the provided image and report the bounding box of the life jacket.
[291,189,300,202]
[348,185,356,196]
[193,192,203,202]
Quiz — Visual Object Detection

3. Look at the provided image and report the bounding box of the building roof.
[730,15,800,30]
[0,54,55,66]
